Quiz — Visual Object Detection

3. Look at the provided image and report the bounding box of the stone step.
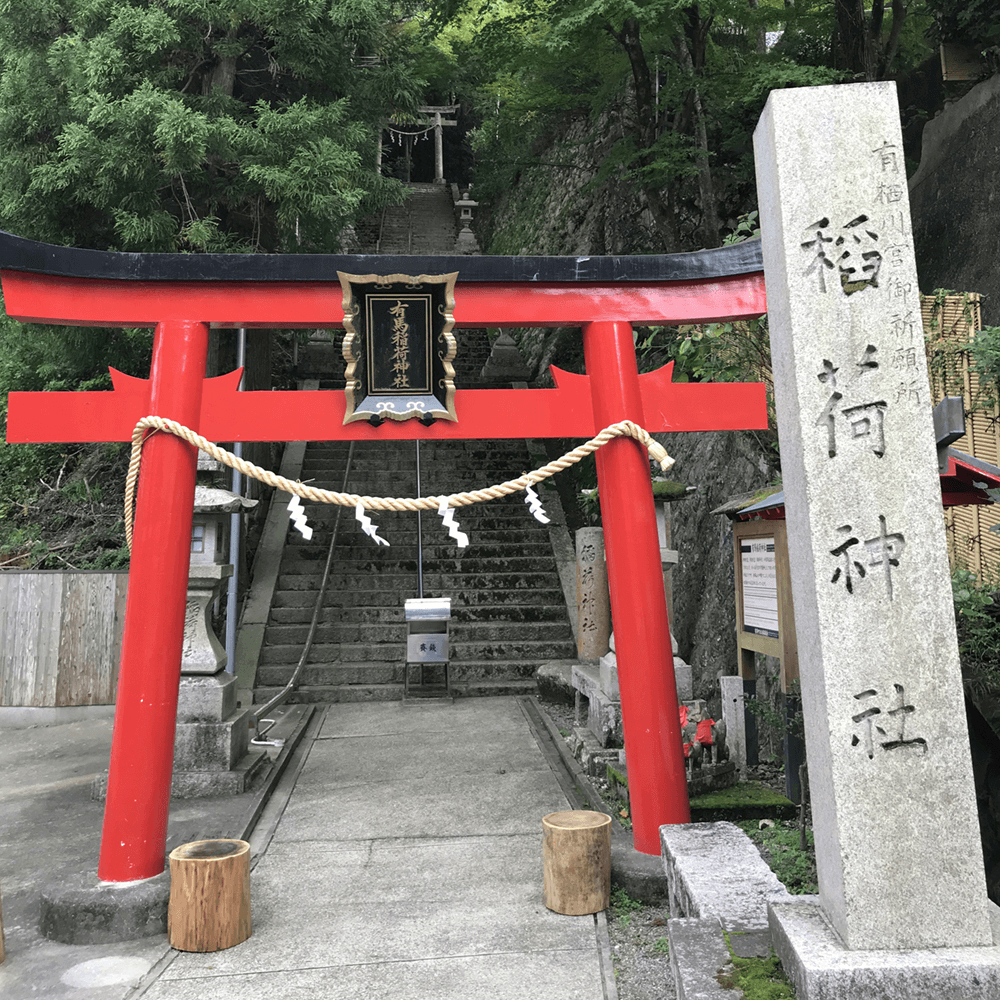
[275,571,562,591]
[263,621,571,646]
[452,639,576,661]
[259,637,574,665]
[280,542,553,562]
[281,541,552,559]
[451,660,550,680]
[256,661,550,690]
[301,444,536,462]
[253,683,405,704]
[252,678,536,704]
[299,497,552,514]
[301,445,537,460]
[282,537,553,556]
[277,555,555,575]
[266,604,571,625]
[256,662,406,687]
[260,643,403,665]
[258,658,545,686]
[270,587,567,608]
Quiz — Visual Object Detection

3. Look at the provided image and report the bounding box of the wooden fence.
[924,292,1000,579]
[0,571,127,707]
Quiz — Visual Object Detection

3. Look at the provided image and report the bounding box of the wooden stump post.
[168,839,251,952]
[542,810,612,915]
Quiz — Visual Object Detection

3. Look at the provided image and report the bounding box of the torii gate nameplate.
[1,231,768,877]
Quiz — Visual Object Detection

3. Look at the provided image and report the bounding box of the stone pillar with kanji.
[756,81,1000,998]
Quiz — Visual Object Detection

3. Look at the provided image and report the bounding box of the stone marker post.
[755,82,1000,996]
[576,527,611,661]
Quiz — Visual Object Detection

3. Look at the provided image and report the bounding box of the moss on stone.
[650,480,691,500]
[688,782,792,810]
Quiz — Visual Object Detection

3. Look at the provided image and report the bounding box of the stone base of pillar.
[571,662,622,747]
[174,706,252,772]
[92,671,269,800]
[454,225,480,253]
[171,670,267,796]
[169,747,268,798]
[769,898,1000,1000]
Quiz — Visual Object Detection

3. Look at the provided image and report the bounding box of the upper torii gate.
[1,231,767,878]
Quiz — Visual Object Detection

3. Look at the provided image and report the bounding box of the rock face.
[478,115,681,386]
[483,108,781,709]
[657,430,780,703]
[910,74,1000,327]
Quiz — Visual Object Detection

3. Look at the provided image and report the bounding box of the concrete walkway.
[1,698,616,1000]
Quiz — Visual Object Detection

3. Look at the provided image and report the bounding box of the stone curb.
[39,871,171,946]
[667,917,737,1000]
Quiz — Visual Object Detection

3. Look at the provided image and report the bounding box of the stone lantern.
[172,485,262,796]
[454,188,480,254]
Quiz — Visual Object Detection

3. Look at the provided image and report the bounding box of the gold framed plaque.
[339,271,458,424]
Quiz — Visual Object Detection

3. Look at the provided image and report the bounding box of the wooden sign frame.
[733,518,798,692]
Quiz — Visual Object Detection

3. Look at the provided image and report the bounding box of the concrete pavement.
[0,698,618,999]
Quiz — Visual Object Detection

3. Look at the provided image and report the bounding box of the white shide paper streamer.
[524,484,551,524]
[287,495,313,540]
[355,502,390,546]
[437,498,469,548]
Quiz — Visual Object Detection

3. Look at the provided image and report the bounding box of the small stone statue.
[680,702,729,774]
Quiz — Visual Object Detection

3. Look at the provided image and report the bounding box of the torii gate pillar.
[100,320,208,880]
[585,321,689,846]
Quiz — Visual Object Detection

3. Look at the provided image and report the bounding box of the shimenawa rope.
[124,416,674,550]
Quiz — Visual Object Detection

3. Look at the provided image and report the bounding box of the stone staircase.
[253,438,576,703]
[378,183,457,255]
[252,181,574,703]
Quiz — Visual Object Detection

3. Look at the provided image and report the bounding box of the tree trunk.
[678,16,721,249]
[203,56,237,97]
[748,0,768,54]
[610,17,678,250]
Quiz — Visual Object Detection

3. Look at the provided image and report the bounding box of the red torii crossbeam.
[1,232,768,874]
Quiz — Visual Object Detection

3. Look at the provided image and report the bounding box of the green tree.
[0,0,424,253]
[0,0,431,565]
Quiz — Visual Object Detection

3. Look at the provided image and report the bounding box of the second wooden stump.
[542,810,612,915]
[168,839,251,952]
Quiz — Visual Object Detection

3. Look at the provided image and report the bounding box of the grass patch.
[739,820,817,895]
[718,951,797,998]
[610,886,642,927]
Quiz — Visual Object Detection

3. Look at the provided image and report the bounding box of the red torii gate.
[1,231,767,876]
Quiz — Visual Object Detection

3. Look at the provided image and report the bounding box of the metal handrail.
[375,202,393,255]
[252,441,356,726]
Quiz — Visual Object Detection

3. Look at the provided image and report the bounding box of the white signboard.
[741,538,778,639]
